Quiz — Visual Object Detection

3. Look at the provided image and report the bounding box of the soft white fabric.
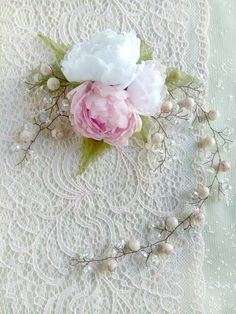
[0,0,209,313]
[61,30,140,86]
[127,60,166,115]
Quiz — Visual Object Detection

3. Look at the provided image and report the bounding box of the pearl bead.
[219,161,231,172]
[207,110,219,121]
[47,77,60,91]
[191,212,205,226]
[165,217,178,230]
[198,136,215,148]
[126,238,141,251]
[196,185,210,199]
[105,259,118,272]
[179,97,195,109]
[152,132,164,145]
[158,243,174,255]
[161,101,173,113]
[40,63,52,76]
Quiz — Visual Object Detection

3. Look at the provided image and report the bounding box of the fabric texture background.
[1,0,229,313]
[204,1,236,313]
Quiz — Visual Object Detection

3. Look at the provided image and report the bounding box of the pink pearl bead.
[219,161,231,172]
[195,212,205,224]
[191,212,205,226]
[158,243,174,255]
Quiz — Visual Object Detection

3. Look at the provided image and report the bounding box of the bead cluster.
[12,63,72,163]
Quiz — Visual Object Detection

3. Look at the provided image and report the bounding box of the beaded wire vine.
[69,79,233,271]
[14,66,233,272]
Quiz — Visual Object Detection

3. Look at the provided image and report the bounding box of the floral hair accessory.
[17,30,169,173]
[13,29,233,271]
[16,29,232,181]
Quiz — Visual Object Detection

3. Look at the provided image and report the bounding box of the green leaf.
[77,138,111,175]
[38,33,71,62]
[165,67,200,91]
[138,116,151,143]
[50,63,67,80]
[137,40,153,64]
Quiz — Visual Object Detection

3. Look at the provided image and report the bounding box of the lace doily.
[0,1,209,313]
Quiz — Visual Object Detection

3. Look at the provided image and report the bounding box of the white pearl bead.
[207,110,219,121]
[196,185,210,199]
[161,101,173,113]
[219,161,231,172]
[198,136,215,148]
[158,243,174,255]
[47,77,60,91]
[40,63,52,76]
[152,132,164,145]
[126,238,141,251]
[179,97,195,109]
[105,259,118,272]
[165,217,178,230]
[191,212,205,226]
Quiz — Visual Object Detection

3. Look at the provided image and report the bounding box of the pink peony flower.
[68,81,142,146]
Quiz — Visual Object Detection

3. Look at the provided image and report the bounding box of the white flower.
[127,60,167,116]
[61,30,140,87]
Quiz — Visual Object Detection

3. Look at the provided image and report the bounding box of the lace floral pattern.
[0,1,208,313]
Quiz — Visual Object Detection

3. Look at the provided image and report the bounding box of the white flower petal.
[127,60,167,116]
[61,30,141,86]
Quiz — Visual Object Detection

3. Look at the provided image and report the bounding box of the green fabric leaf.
[138,116,151,143]
[77,138,111,175]
[50,63,67,80]
[38,33,71,62]
[137,40,153,64]
[165,67,200,91]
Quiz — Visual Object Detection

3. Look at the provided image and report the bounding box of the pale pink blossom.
[68,81,142,146]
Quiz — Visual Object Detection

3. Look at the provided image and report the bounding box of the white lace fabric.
[0,1,209,313]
